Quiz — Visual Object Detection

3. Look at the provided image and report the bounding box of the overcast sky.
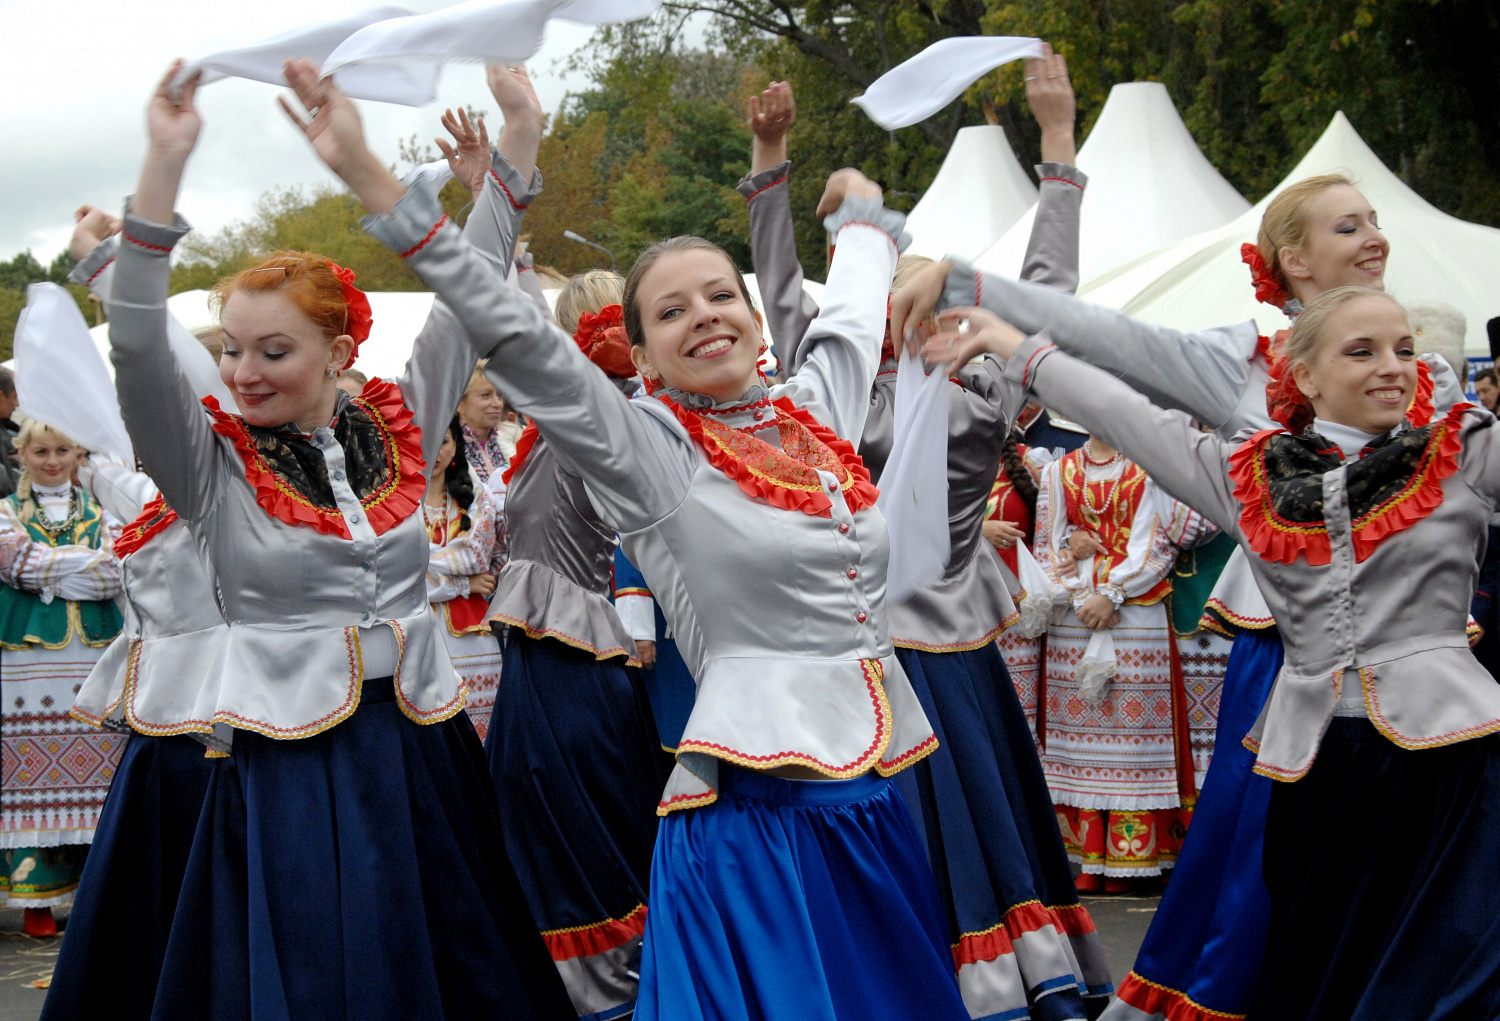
[0,0,603,264]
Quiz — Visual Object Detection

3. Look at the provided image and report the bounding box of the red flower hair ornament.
[326,260,373,369]
[575,304,638,380]
[1241,243,1290,312]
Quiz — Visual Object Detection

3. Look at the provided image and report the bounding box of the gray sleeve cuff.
[120,203,192,255]
[1036,162,1088,191]
[942,259,980,309]
[485,150,544,209]
[68,237,118,289]
[737,160,791,200]
[362,178,452,259]
[1002,332,1059,389]
[822,195,909,253]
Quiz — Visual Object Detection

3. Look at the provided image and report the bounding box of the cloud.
[0,0,595,261]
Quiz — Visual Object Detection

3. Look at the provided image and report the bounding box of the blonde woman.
[0,421,123,936]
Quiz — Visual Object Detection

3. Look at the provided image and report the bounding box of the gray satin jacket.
[493,428,638,662]
[105,153,527,741]
[364,179,935,812]
[745,163,1087,648]
[1002,330,1500,780]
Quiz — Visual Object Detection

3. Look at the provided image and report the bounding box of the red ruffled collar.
[115,494,179,558]
[203,378,426,539]
[1229,401,1471,565]
[656,392,879,517]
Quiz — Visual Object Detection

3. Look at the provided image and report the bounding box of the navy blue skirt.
[486,632,673,1019]
[638,765,971,1021]
[894,643,1112,1020]
[41,733,213,1021]
[1106,627,1283,1020]
[1251,717,1500,1021]
[148,677,572,1021]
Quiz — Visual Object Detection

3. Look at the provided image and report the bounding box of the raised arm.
[1019,44,1087,293]
[777,183,907,441]
[108,64,225,522]
[739,81,819,368]
[920,308,1241,531]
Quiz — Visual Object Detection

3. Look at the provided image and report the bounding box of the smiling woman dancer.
[248,58,972,1020]
[99,62,572,1020]
[897,259,1500,1019]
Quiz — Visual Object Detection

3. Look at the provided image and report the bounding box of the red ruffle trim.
[501,421,540,486]
[202,377,426,540]
[1114,972,1245,1021]
[952,900,1099,969]
[540,904,647,963]
[114,494,179,558]
[657,393,878,518]
[1407,358,1435,427]
[1230,402,1471,566]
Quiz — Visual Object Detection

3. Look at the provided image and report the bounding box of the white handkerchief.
[1076,629,1117,706]
[323,0,662,106]
[852,36,1044,130]
[174,8,431,104]
[877,348,952,604]
[1013,541,1058,638]
[14,284,135,464]
[412,159,457,189]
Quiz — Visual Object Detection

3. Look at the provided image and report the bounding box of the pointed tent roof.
[974,81,1249,282]
[904,125,1037,261]
[1080,111,1500,351]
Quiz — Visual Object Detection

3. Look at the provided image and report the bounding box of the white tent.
[904,125,1037,262]
[974,82,1249,283]
[69,275,823,382]
[1079,111,1500,352]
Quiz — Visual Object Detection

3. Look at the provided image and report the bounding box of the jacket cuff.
[485,150,544,210]
[1036,162,1088,192]
[822,195,909,253]
[1003,332,1058,390]
[362,178,451,261]
[120,202,191,257]
[69,237,118,290]
[737,160,791,201]
[943,259,980,309]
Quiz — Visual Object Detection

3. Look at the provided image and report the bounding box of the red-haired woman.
[89,62,573,1020]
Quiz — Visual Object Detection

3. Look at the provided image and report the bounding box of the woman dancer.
[0,421,122,937]
[102,61,573,1020]
[908,271,1500,1019]
[484,266,669,1020]
[263,49,971,1014]
[424,416,505,740]
[1034,435,1202,891]
[896,171,1458,1021]
[740,54,1112,1019]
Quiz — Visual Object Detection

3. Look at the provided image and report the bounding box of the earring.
[326,369,337,380]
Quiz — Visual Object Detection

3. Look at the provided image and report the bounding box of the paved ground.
[0,893,1160,1019]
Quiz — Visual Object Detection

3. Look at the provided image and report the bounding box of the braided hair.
[999,430,1037,516]
[443,414,476,533]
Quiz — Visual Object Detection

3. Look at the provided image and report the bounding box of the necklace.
[421,490,452,543]
[1079,446,1126,519]
[32,485,80,539]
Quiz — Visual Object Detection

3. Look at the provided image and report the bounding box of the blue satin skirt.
[1106,627,1283,1019]
[486,632,673,1018]
[895,643,1113,1020]
[146,677,573,1021]
[41,733,213,1021]
[638,765,970,1021]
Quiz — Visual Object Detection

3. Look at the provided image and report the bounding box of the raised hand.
[890,259,952,356]
[436,107,491,196]
[485,64,543,182]
[1024,43,1076,165]
[815,168,882,218]
[921,307,1026,365]
[747,81,795,175]
[70,206,123,261]
[148,61,202,158]
[280,59,404,216]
